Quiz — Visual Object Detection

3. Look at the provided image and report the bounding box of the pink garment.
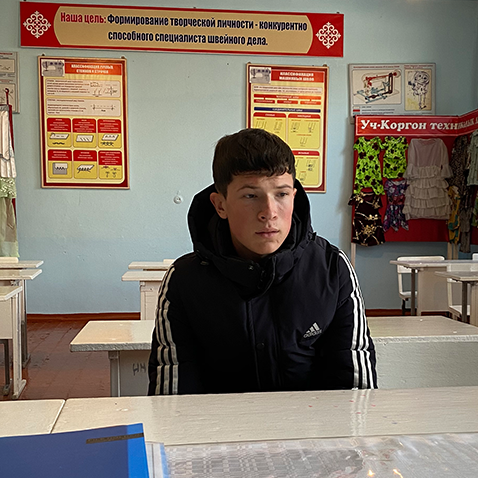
[403,138,452,220]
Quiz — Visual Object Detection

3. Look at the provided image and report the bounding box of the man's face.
[210,173,296,261]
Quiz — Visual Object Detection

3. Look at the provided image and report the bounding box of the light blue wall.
[2,0,477,313]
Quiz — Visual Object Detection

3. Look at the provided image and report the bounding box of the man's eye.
[244,194,256,199]
[277,192,289,197]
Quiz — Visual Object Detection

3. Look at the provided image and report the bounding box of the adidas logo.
[303,322,322,339]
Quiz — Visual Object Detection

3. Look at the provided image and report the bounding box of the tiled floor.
[0,319,110,401]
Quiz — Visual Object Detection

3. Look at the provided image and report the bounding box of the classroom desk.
[70,320,153,397]
[390,259,478,315]
[70,315,478,396]
[52,386,478,445]
[128,261,173,271]
[436,270,478,327]
[0,399,64,437]
[0,285,24,398]
[369,315,478,388]
[121,270,165,321]
[0,267,43,366]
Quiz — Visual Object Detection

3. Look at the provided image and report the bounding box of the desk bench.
[70,320,153,397]
[0,267,42,367]
[52,387,478,444]
[0,285,25,398]
[0,399,64,437]
[71,315,478,396]
[128,260,173,271]
[121,270,165,321]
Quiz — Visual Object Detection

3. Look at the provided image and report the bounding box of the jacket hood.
[187,179,314,296]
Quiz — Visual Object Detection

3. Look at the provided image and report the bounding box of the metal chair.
[397,256,445,315]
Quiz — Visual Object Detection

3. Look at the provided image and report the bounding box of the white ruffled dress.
[403,138,452,220]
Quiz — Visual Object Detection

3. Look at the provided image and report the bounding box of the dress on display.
[353,137,384,195]
[383,179,408,232]
[348,192,385,246]
[467,130,478,186]
[382,136,408,179]
[402,138,452,220]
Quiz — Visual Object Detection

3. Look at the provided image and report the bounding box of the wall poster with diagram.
[39,56,128,188]
[247,64,328,193]
[349,63,435,121]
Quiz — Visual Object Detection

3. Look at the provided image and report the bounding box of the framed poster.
[349,63,435,121]
[38,56,129,188]
[247,64,328,192]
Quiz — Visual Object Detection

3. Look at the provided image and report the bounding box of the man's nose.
[259,197,278,221]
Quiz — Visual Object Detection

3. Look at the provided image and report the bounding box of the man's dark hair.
[213,128,296,196]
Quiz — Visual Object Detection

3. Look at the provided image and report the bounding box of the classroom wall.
[1,0,477,313]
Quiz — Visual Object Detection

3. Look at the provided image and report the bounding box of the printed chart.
[39,57,128,188]
[247,64,328,192]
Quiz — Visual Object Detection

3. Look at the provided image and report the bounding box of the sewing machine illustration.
[355,70,401,103]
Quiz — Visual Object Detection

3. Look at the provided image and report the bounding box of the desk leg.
[11,293,26,399]
[1,339,10,395]
[411,269,416,316]
[19,281,30,367]
[470,283,478,327]
[462,282,469,324]
[108,351,120,397]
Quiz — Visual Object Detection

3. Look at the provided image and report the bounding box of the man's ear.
[210,192,228,219]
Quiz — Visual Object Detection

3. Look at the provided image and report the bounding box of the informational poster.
[349,63,435,121]
[247,64,328,192]
[0,52,19,113]
[21,2,344,57]
[39,56,128,188]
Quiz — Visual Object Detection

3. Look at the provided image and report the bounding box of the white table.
[0,285,24,398]
[436,270,478,326]
[121,270,165,321]
[0,267,42,366]
[52,386,478,445]
[0,399,64,437]
[70,315,478,396]
[70,320,153,397]
[369,315,478,388]
[128,260,173,271]
[390,259,478,315]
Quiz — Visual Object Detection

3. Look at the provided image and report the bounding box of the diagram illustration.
[407,70,430,110]
[355,70,401,103]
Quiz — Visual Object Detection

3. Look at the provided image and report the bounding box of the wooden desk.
[436,270,478,326]
[121,270,165,321]
[52,387,478,445]
[70,320,153,397]
[0,268,42,367]
[390,259,478,315]
[0,399,64,437]
[71,316,478,396]
[0,285,24,398]
[128,261,173,271]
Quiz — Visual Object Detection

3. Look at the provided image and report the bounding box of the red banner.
[355,109,478,137]
[21,2,343,57]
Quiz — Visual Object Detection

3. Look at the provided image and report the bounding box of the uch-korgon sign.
[20,2,344,57]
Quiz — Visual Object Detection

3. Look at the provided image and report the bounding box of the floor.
[0,319,110,401]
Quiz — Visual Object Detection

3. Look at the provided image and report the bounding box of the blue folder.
[0,423,149,477]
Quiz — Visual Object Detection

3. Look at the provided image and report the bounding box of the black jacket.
[148,181,377,395]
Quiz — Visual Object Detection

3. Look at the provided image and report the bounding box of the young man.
[148,128,376,395]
